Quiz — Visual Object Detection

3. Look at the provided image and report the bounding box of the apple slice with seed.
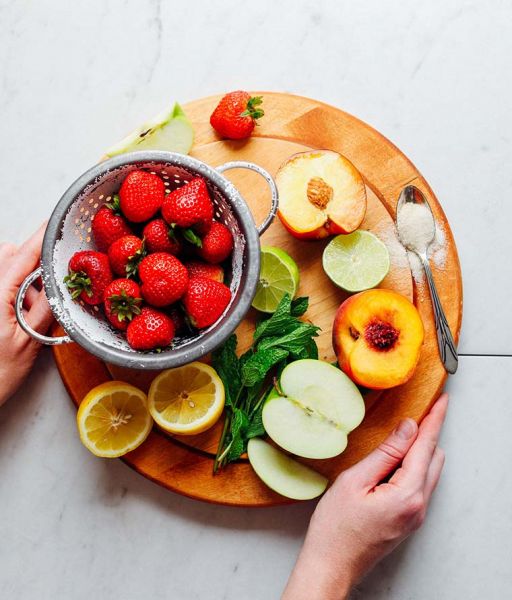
[262,359,365,459]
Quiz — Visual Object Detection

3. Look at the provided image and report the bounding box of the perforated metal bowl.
[15,151,278,370]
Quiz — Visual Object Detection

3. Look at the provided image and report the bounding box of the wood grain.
[51,92,462,506]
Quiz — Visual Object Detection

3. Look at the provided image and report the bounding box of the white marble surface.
[1,1,511,598]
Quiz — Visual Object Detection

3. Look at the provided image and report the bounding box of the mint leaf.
[247,406,265,439]
[290,297,309,317]
[241,347,289,387]
[212,334,241,408]
[257,323,320,356]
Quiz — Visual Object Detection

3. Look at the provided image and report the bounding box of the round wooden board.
[51,93,463,506]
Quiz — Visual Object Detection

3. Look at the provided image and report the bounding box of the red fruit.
[138,252,189,307]
[196,221,233,264]
[142,219,181,255]
[167,306,187,335]
[119,170,165,222]
[161,178,213,235]
[91,195,132,252]
[108,235,144,277]
[103,278,142,331]
[185,260,224,283]
[126,307,175,351]
[183,277,232,329]
[210,91,264,140]
[64,251,112,305]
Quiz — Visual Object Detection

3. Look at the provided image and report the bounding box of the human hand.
[0,224,54,408]
[283,393,449,600]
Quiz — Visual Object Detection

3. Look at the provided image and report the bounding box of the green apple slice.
[263,359,365,459]
[247,438,328,500]
[105,103,194,157]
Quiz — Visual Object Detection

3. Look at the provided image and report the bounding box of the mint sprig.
[212,293,319,472]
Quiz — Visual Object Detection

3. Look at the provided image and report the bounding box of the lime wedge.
[252,247,299,313]
[105,102,194,157]
[322,230,390,292]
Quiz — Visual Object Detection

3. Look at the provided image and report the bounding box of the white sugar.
[398,202,435,254]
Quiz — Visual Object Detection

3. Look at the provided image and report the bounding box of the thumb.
[346,418,419,489]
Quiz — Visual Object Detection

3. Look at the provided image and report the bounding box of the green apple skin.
[247,438,328,500]
[105,102,194,157]
[262,359,365,459]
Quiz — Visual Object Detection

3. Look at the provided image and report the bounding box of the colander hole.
[80,207,84,213]
[86,236,91,242]
[85,210,89,216]
[99,195,104,200]
[94,203,98,208]
[80,223,85,229]
[88,198,94,205]
[87,227,92,233]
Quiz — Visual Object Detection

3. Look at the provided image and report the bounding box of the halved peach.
[275,150,367,240]
[333,289,424,390]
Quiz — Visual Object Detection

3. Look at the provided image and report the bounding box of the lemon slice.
[322,230,390,292]
[251,246,300,313]
[148,362,225,435]
[77,381,152,458]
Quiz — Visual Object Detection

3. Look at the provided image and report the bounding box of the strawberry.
[210,91,264,140]
[161,178,213,235]
[126,307,175,351]
[91,194,132,252]
[167,306,187,335]
[119,170,165,222]
[107,235,144,277]
[196,221,233,264]
[142,218,181,255]
[185,260,224,283]
[138,252,189,307]
[64,251,112,305]
[103,278,142,331]
[183,277,232,329]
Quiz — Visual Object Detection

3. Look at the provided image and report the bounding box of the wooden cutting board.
[52,92,463,506]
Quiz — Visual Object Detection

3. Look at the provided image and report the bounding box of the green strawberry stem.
[241,96,264,121]
[105,193,122,214]
[182,228,203,248]
[64,270,92,299]
[108,290,142,322]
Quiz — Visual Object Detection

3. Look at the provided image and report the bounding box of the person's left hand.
[0,224,54,407]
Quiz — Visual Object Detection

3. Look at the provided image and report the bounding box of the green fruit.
[252,246,300,313]
[105,103,194,157]
[262,359,365,459]
[322,230,390,292]
[247,438,328,500]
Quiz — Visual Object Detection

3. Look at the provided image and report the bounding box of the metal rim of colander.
[41,151,263,370]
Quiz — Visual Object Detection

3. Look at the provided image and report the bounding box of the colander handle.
[15,267,72,346]
[216,161,279,235]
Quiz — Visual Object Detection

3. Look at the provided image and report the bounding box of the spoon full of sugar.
[396,185,458,374]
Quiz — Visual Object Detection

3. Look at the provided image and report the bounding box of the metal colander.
[15,151,278,370]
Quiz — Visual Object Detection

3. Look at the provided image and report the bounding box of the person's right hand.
[283,393,448,600]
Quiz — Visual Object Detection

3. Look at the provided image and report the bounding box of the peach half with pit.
[275,150,367,240]
[333,289,424,390]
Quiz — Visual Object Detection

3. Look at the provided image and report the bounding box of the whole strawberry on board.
[64,251,112,305]
[138,252,189,307]
[91,194,132,252]
[103,279,142,331]
[161,177,213,237]
[185,260,224,283]
[108,235,145,277]
[143,219,181,255]
[126,307,175,351]
[196,221,233,264]
[119,169,165,223]
[183,276,232,329]
[210,91,264,140]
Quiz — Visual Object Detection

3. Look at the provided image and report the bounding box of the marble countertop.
[1,1,511,598]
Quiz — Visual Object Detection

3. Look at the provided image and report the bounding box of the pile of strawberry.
[64,170,234,351]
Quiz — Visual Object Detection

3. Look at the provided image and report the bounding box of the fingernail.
[395,418,416,440]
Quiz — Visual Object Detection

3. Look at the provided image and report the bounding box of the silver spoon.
[396,185,458,374]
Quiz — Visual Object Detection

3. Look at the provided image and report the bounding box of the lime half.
[322,231,390,292]
[252,247,300,313]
